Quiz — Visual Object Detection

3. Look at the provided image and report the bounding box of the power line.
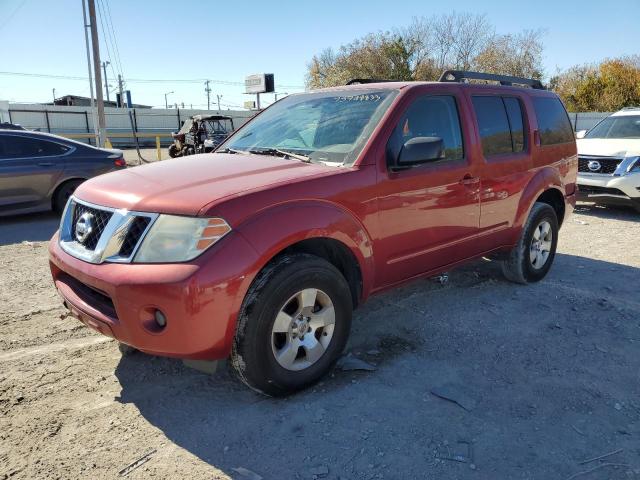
[102,0,125,81]
[0,71,305,89]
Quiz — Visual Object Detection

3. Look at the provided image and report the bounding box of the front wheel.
[168,144,180,158]
[501,202,559,284]
[230,254,353,396]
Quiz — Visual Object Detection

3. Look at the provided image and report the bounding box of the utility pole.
[81,0,99,145]
[204,80,211,110]
[117,74,124,108]
[102,61,110,102]
[87,0,106,147]
[52,88,56,104]
[216,94,222,112]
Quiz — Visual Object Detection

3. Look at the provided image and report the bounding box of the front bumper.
[49,231,259,360]
[577,172,640,206]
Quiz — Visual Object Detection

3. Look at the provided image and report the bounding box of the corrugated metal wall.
[6,104,256,146]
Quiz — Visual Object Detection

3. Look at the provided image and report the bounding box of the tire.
[168,144,180,158]
[53,179,83,213]
[501,202,559,284]
[118,342,137,356]
[230,253,353,396]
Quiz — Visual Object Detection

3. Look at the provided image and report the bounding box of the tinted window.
[472,96,512,156]
[0,135,70,159]
[387,95,464,164]
[533,97,574,145]
[504,97,525,152]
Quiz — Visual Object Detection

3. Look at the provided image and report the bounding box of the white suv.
[576,107,640,212]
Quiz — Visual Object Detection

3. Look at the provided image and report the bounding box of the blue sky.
[0,0,638,109]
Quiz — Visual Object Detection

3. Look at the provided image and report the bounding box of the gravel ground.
[1,203,639,480]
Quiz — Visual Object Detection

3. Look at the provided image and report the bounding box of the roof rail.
[346,78,397,85]
[439,70,545,89]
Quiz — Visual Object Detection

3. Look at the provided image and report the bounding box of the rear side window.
[387,95,464,164]
[532,97,574,145]
[472,96,516,157]
[0,135,70,159]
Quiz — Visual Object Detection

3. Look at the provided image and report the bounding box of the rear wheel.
[230,254,352,396]
[53,179,83,213]
[501,202,559,284]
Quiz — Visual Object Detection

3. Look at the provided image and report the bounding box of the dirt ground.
[1,202,639,480]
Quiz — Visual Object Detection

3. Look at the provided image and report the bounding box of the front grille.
[118,216,151,257]
[71,203,113,250]
[578,185,627,196]
[578,156,622,175]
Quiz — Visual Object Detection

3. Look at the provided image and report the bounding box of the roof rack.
[346,78,397,85]
[438,70,545,90]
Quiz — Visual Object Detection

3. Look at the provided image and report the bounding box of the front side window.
[532,97,574,145]
[0,135,70,159]
[222,89,398,165]
[386,95,464,165]
[585,115,640,139]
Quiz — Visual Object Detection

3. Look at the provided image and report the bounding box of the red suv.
[49,71,577,396]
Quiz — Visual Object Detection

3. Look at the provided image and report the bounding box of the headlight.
[134,215,231,263]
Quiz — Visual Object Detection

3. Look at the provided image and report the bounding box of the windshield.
[221,89,398,165]
[586,115,640,139]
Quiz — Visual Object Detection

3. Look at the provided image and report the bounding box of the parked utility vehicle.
[49,71,577,395]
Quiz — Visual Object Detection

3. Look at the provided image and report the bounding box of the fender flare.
[234,200,375,299]
[511,167,564,243]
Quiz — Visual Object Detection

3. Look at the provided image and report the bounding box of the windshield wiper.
[249,148,312,163]
[219,147,252,155]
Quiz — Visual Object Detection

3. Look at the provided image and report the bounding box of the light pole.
[164,91,174,109]
[52,88,56,104]
[216,94,222,111]
[101,60,111,102]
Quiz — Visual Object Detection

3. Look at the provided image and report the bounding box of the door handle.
[37,162,55,167]
[459,175,480,186]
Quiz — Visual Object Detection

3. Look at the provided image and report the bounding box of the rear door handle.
[459,175,480,186]
[37,162,55,167]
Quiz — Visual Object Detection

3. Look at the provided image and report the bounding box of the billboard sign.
[245,74,275,94]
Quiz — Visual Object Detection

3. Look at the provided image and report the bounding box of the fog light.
[154,310,167,327]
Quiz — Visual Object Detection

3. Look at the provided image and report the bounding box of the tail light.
[114,156,126,167]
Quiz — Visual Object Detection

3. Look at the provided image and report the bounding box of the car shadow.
[574,201,639,222]
[113,253,640,479]
[0,211,60,246]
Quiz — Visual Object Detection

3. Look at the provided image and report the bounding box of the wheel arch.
[50,177,87,209]
[235,201,374,307]
[513,168,565,239]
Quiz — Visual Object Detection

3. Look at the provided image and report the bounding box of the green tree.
[551,56,640,111]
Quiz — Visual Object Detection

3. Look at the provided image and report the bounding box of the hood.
[74,153,339,216]
[577,138,640,158]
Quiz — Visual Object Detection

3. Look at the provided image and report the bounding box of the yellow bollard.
[156,136,161,161]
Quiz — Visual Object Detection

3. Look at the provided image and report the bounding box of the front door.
[375,92,481,287]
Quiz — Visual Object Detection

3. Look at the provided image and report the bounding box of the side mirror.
[395,136,444,168]
[575,130,587,139]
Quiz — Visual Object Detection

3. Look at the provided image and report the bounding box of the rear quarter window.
[532,97,574,145]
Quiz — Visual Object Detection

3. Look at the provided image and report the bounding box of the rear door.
[466,90,533,249]
[0,134,71,213]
